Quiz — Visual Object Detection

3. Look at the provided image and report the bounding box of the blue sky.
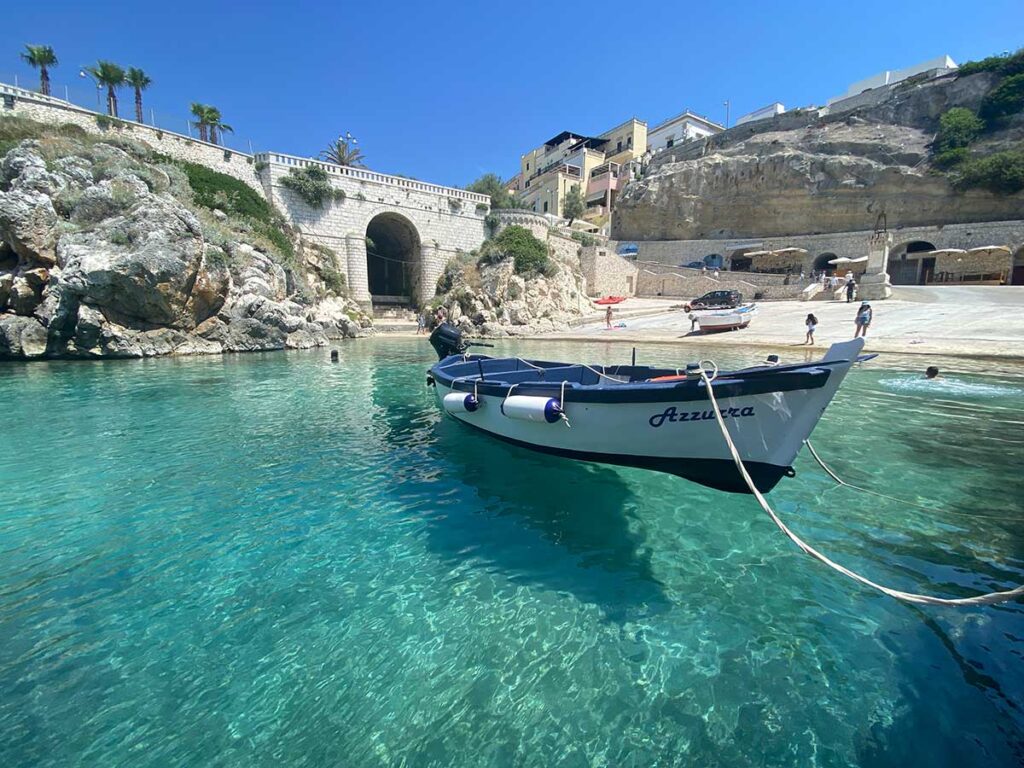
[4,1,1022,188]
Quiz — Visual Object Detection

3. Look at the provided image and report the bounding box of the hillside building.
[518,118,647,221]
[735,102,786,126]
[827,54,958,106]
[647,111,723,153]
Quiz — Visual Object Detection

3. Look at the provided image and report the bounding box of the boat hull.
[694,304,757,333]
[433,363,861,493]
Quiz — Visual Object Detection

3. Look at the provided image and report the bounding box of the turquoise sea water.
[1,338,1022,767]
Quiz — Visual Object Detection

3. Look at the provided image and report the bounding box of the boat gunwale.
[429,355,857,404]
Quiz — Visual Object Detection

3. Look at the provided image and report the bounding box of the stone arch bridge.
[256,153,489,309]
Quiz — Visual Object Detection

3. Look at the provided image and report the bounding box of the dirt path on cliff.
[537,287,1024,361]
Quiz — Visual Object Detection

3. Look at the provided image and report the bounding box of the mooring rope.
[699,369,1024,607]
[803,440,1024,521]
[580,363,630,384]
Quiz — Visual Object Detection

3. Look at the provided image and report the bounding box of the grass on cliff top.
[151,154,295,263]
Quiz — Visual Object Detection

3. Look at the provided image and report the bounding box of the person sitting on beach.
[924,366,941,380]
[804,313,818,345]
[854,302,872,338]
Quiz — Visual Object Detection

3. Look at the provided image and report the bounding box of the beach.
[543,285,1024,360]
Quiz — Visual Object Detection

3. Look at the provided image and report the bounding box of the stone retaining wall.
[580,246,638,297]
[1,83,264,195]
[635,268,806,301]
[615,220,1024,278]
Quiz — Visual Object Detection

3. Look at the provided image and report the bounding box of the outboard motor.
[429,322,468,360]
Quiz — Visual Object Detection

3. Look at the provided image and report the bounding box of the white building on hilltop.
[735,102,786,127]
[647,111,723,153]
[827,54,958,105]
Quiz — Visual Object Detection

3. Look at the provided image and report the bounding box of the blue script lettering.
[649,405,756,428]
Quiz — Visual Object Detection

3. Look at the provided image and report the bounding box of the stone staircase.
[372,304,420,333]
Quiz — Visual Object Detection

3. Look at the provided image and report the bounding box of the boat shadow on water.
[421,417,671,621]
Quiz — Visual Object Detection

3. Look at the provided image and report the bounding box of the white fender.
[443,392,480,414]
[502,395,563,424]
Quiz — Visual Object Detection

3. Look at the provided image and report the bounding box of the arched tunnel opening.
[366,213,420,304]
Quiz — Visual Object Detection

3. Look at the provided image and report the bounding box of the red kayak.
[594,296,626,305]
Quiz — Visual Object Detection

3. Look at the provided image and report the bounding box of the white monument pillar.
[858,231,893,300]
[345,233,371,308]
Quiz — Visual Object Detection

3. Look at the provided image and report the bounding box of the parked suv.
[684,290,743,312]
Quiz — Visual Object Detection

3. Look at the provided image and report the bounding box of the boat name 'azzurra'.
[649,405,755,428]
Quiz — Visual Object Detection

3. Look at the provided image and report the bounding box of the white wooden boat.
[691,304,757,333]
[427,324,869,493]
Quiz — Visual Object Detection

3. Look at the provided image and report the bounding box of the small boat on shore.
[690,303,757,333]
[427,324,869,493]
[594,296,626,305]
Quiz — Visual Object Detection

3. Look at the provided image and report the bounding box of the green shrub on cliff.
[164,157,294,260]
[279,166,344,207]
[477,224,555,277]
[979,73,1024,122]
[954,150,1024,194]
[957,48,1024,78]
[935,108,984,152]
[934,147,969,169]
[174,159,272,221]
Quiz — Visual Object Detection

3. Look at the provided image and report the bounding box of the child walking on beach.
[854,302,872,338]
[804,313,818,345]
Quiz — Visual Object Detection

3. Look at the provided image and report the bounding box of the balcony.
[589,162,620,180]
[537,162,582,179]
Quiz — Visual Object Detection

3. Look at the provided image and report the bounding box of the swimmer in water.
[924,366,941,380]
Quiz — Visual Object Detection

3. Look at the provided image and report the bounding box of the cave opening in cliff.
[1012,246,1024,285]
[366,213,421,305]
[813,253,837,273]
[889,240,936,285]
[728,248,757,272]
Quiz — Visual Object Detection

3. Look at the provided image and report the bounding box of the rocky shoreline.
[0,128,371,360]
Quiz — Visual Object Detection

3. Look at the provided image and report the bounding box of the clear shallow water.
[1,338,1022,767]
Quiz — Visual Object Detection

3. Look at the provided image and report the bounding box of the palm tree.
[320,134,365,167]
[85,61,126,117]
[21,45,58,97]
[125,67,152,123]
[205,107,233,146]
[190,103,211,142]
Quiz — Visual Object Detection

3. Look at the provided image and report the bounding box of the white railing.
[255,152,490,204]
[1,81,252,159]
[0,82,76,108]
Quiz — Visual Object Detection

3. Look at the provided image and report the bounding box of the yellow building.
[518,119,647,220]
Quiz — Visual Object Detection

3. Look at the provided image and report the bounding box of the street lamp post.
[79,69,102,111]
[341,131,357,165]
[723,100,730,129]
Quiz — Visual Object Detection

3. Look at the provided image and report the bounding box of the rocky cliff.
[0,121,370,359]
[614,71,1024,241]
[433,226,590,337]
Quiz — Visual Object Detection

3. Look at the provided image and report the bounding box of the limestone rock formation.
[614,71,1024,241]
[0,136,372,360]
[434,242,588,337]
